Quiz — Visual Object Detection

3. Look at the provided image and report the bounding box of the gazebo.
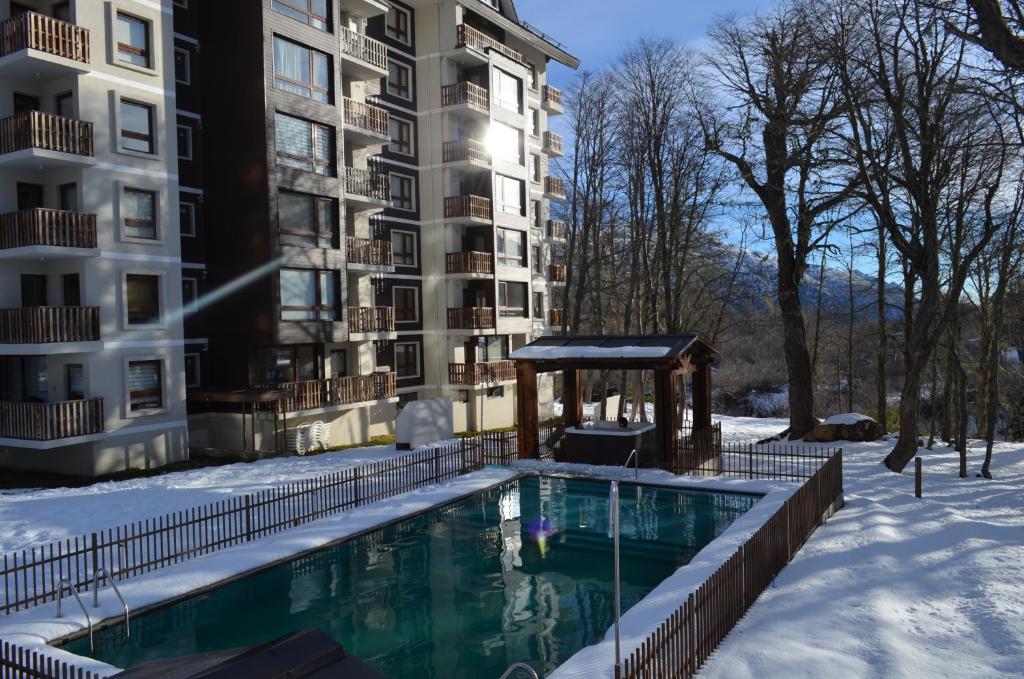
[509,334,718,467]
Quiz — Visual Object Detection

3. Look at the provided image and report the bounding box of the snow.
[821,412,876,426]
[510,345,671,360]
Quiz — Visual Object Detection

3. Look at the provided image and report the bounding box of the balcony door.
[16,183,43,211]
[21,274,47,307]
[0,356,47,403]
[62,274,81,307]
[13,92,39,114]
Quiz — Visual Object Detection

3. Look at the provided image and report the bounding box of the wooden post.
[915,456,922,498]
[516,361,539,459]
[654,368,676,467]
[691,360,712,431]
[562,368,583,429]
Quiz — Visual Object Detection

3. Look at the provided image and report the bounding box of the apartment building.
[0,1,187,475]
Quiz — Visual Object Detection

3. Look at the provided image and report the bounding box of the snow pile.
[821,412,876,426]
[746,386,789,417]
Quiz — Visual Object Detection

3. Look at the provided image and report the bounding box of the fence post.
[748,443,753,479]
[434,447,441,480]
[90,532,98,586]
[244,495,253,541]
[354,467,362,506]
[914,456,922,498]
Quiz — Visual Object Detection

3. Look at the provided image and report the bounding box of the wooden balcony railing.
[343,97,389,137]
[0,11,90,63]
[0,111,93,157]
[543,85,563,107]
[549,263,567,282]
[0,398,103,440]
[0,208,96,250]
[446,250,493,274]
[456,23,524,64]
[346,236,393,267]
[441,81,489,113]
[442,138,489,164]
[545,176,567,198]
[271,372,396,413]
[444,195,491,220]
[547,219,567,240]
[344,166,389,202]
[348,306,395,333]
[549,308,564,326]
[543,131,564,155]
[449,360,516,385]
[447,307,495,330]
[0,306,100,343]
[340,26,387,71]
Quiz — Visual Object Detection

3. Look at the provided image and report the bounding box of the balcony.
[547,219,567,241]
[542,85,564,115]
[348,306,396,338]
[447,307,495,330]
[446,250,493,275]
[452,23,524,65]
[340,0,390,19]
[0,111,94,170]
[0,307,100,352]
[343,97,389,145]
[543,131,564,157]
[449,360,516,385]
[549,263,567,283]
[544,176,567,200]
[0,208,97,259]
[344,166,390,211]
[346,236,394,272]
[272,372,396,413]
[441,81,489,116]
[549,308,564,326]
[0,11,90,79]
[339,26,388,80]
[442,139,490,168]
[0,398,104,442]
[444,195,491,222]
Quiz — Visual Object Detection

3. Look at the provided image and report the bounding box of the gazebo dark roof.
[510,334,716,370]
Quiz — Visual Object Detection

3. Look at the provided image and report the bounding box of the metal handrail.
[624,448,639,481]
[499,662,540,679]
[56,578,93,651]
[608,481,622,678]
[92,568,130,638]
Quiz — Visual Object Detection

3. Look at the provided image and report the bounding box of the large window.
[128,360,163,411]
[497,227,526,267]
[179,199,197,237]
[489,121,522,164]
[280,269,337,320]
[182,277,198,310]
[495,174,524,215]
[387,60,411,99]
[174,47,190,84]
[177,125,192,159]
[533,292,544,318]
[386,5,410,44]
[275,112,334,176]
[392,230,416,267]
[532,245,542,273]
[116,12,150,68]
[278,190,335,248]
[393,286,418,322]
[390,174,415,211]
[272,0,329,31]
[388,116,413,156]
[479,335,509,361]
[126,274,160,325]
[530,199,541,228]
[123,188,157,240]
[273,36,331,103]
[498,281,527,317]
[395,342,420,378]
[531,153,541,182]
[493,67,522,112]
[121,100,155,154]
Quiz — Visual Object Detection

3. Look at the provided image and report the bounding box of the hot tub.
[560,421,659,466]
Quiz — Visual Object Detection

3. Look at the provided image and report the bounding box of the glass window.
[59,183,77,212]
[128,360,163,411]
[497,227,526,267]
[395,342,420,378]
[495,174,523,215]
[123,189,157,239]
[531,154,541,182]
[493,67,521,112]
[126,274,160,325]
[392,230,416,267]
[66,363,84,400]
[55,92,73,117]
[387,60,411,99]
[275,112,334,175]
[390,174,415,211]
[498,281,527,317]
[117,13,150,68]
[174,47,190,84]
[273,36,331,103]
[480,335,509,361]
[121,100,155,154]
[177,125,192,159]
[489,121,522,164]
[529,108,539,137]
[278,190,335,248]
[182,277,198,310]
[280,269,337,320]
[533,292,544,318]
[388,117,412,155]
[530,200,541,228]
[184,353,200,388]
[394,286,418,322]
[532,245,542,273]
[179,199,196,237]
[386,6,410,44]
[272,0,329,31]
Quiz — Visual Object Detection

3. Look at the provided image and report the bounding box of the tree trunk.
[777,256,817,437]
[956,355,969,478]
[927,358,938,450]
[876,220,888,428]
[884,348,924,472]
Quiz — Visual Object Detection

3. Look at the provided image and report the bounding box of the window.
[126,274,160,325]
[66,364,84,400]
[177,125,192,159]
[497,227,526,267]
[397,391,417,411]
[390,174,415,211]
[182,277,198,310]
[393,286,418,322]
[59,183,77,212]
[272,0,329,31]
[487,385,505,398]
[489,121,522,164]
[387,60,411,99]
[184,353,201,388]
[532,245,542,273]
[179,199,196,237]
[173,0,189,7]
[527,62,538,91]
[392,230,416,267]
[493,67,522,112]
[280,269,338,320]
[531,200,541,228]
[117,12,150,68]
[479,335,509,361]
[275,112,334,176]
[395,342,420,378]
[174,47,190,84]
[278,190,335,248]
[386,5,410,44]
[531,154,541,182]
[533,291,544,318]
[55,91,73,118]
[498,281,527,317]
[273,36,331,103]
[529,108,540,137]
[128,360,163,411]
[123,188,157,240]
[388,116,413,156]
[121,100,155,154]
[329,349,347,377]
[495,174,524,215]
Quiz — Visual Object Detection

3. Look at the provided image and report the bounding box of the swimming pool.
[62,475,758,677]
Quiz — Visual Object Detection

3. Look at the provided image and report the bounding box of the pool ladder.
[624,448,639,481]
[499,663,540,679]
[55,568,130,653]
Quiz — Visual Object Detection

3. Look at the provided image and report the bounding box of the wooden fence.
[443,194,491,220]
[0,111,93,157]
[345,236,392,267]
[0,306,100,344]
[0,11,90,63]
[0,399,104,441]
[0,208,97,251]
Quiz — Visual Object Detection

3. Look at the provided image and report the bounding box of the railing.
[449,360,516,385]
[544,176,567,198]
[549,263,567,282]
[543,131,564,155]
[344,166,389,202]
[444,194,491,220]
[0,10,90,63]
[346,236,393,267]
[441,81,489,112]
[267,371,397,413]
[447,306,495,329]
[0,208,97,250]
[343,97,388,137]
[1,639,101,679]
[547,219,567,240]
[442,138,490,164]
[0,110,93,157]
[672,422,723,474]
[446,250,493,274]
[549,308,564,326]
[455,23,524,64]
[348,306,395,333]
[0,398,103,441]
[543,84,563,107]
[339,25,387,71]
[0,306,100,343]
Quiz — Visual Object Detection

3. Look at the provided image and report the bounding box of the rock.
[803,413,886,443]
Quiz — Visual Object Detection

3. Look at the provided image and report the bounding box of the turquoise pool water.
[63,475,757,678]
